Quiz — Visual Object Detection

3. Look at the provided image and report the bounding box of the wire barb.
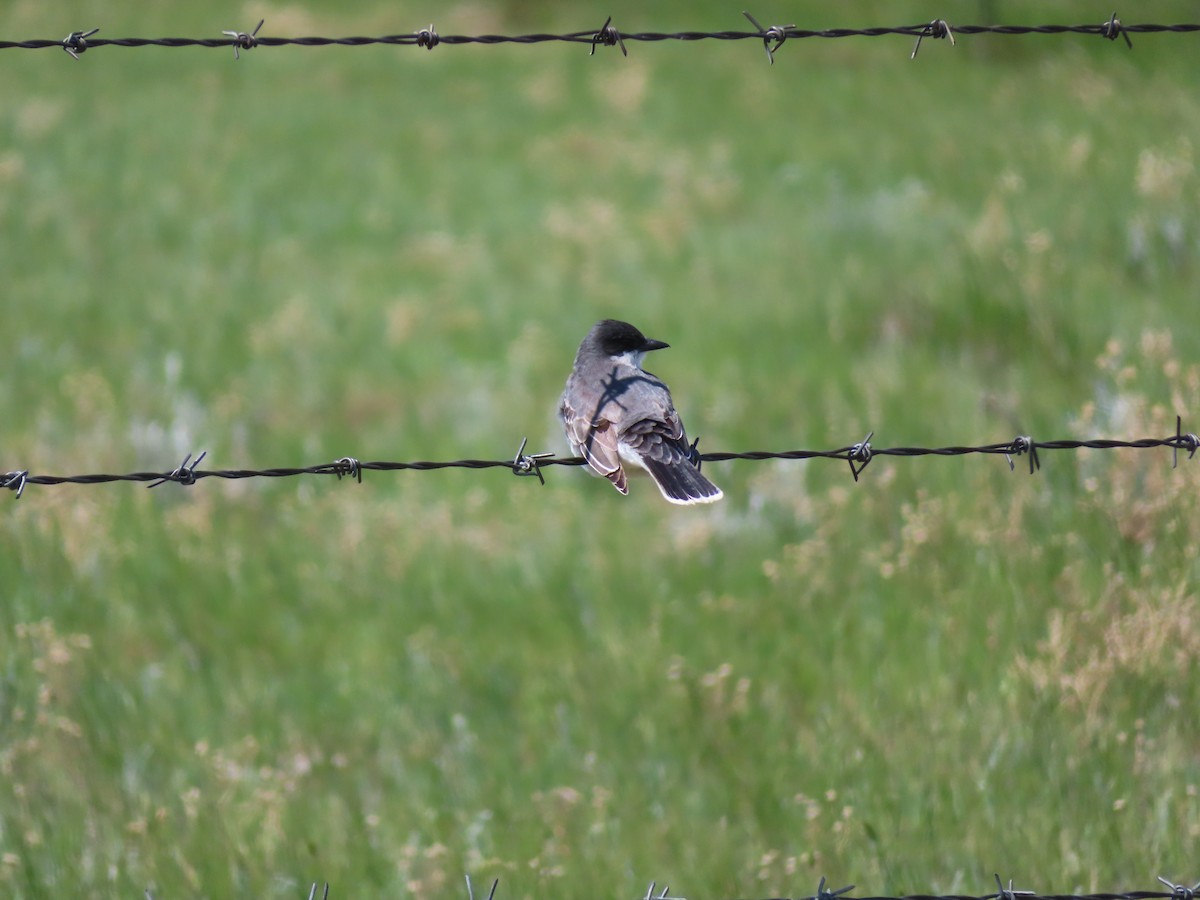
[1171,415,1198,469]
[306,883,330,900]
[465,874,499,900]
[2,470,29,500]
[222,19,263,60]
[1156,877,1200,900]
[147,450,207,489]
[847,431,874,482]
[742,11,794,64]
[510,437,553,486]
[61,27,99,60]
[993,874,1035,900]
[911,18,955,59]
[1006,435,1040,474]
[641,881,686,900]
[1102,11,1133,48]
[331,456,363,483]
[590,16,627,56]
[813,876,856,900]
[415,24,440,50]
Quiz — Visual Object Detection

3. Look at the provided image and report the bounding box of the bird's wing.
[621,413,722,505]
[561,401,628,494]
[620,412,691,465]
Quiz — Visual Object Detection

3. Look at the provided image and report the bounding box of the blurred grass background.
[1,1,1199,896]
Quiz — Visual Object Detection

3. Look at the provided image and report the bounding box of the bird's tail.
[640,457,723,505]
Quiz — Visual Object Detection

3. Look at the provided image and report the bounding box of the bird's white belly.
[617,441,651,473]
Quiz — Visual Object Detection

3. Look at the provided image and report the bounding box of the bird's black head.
[591,319,670,356]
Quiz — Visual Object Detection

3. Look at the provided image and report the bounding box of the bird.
[559,319,723,505]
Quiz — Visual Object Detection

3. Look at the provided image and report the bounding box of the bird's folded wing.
[564,412,628,494]
[622,416,722,504]
[620,415,689,463]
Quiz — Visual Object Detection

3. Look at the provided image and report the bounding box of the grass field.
[2,1,1199,896]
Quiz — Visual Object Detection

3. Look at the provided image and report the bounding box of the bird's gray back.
[565,357,672,427]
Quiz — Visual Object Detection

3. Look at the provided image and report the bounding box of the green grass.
[2,1,1199,896]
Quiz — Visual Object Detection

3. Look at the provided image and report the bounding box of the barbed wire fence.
[1,14,1196,501]
[272,874,1200,900]
[3,13,1199,63]
[3,417,1198,499]
[2,14,1194,897]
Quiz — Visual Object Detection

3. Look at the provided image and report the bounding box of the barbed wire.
[5,14,1200,62]
[4,418,1197,499]
[281,874,1200,900]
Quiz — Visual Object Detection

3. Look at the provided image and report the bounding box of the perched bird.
[559,319,723,505]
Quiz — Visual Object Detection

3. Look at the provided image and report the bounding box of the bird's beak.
[642,338,670,352]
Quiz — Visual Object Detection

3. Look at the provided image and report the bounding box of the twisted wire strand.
[4,425,1197,496]
[4,20,1199,54]
[311,876,1199,900]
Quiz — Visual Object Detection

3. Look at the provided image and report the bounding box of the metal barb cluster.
[1006,435,1041,474]
[61,27,98,60]
[1157,877,1200,900]
[1103,11,1134,48]
[2,470,29,499]
[222,19,263,59]
[993,874,1037,900]
[643,881,687,900]
[743,11,794,64]
[1172,415,1198,469]
[814,875,856,900]
[847,432,873,482]
[146,450,207,489]
[591,16,627,57]
[331,456,363,483]
[8,15,1200,59]
[415,24,439,50]
[911,18,955,59]
[465,874,499,900]
[510,437,554,485]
